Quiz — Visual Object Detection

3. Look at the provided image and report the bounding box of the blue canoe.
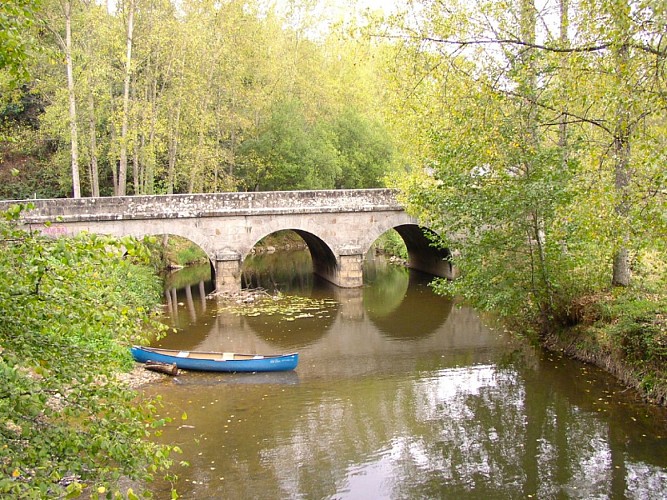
[131,346,298,373]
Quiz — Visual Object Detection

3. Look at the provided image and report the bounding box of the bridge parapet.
[0,189,403,223]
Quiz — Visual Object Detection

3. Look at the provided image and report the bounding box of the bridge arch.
[240,227,346,291]
[360,222,456,281]
[394,224,455,279]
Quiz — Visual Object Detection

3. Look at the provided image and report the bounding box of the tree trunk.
[64,1,81,198]
[133,139,140,195]
[611,20,632,287]
[558,0,570,170]
[612,119,631,286]
[87,92,100,197]
[145,75,158,194]
[167,102,181,194]
[108,86,119,195]
[117,0,135,196]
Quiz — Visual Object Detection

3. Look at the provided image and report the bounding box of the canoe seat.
[221,352,235,361]
[176,351,189,358]
[252,355,264,359]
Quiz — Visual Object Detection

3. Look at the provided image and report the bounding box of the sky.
[103,0,400,16]
[102,0,403,41]
[268,0,402,39]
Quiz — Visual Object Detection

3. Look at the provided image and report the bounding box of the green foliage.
[0,0,40,85]
[173,246,204,267]
[389,0,667,333]
[602,293,667,368]
[373,230,408,260]
[238,98,341,191]
[238,99,393,191]
[0,125,66,200]
[0,207,174,497]
[330,108,393,189]
[572,287,667,401]
[149,235,208,268]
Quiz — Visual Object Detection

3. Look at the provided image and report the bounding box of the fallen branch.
[144,360,178,376]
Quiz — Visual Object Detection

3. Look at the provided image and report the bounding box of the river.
[142,251,667,499]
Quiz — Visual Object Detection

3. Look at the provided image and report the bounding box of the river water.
[143,251,667,499]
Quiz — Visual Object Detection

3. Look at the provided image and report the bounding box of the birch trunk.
[117,0,135,196]
[167,103,181,194]
[64,1,81,198]
[87,92,99,197]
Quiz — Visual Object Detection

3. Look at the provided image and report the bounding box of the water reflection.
[242,251,314,293]
[241,285,338,349]
[366,271,454,340]
[162,263,214,331]
[144,252,667,499]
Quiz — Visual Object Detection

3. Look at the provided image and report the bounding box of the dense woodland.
[1,0,399,198]
[1,0,666,497]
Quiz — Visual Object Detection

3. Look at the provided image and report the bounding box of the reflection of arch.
[394,225,454,279]
[243,271,338,350]
[243,305,337,350]
[366,272,454,340]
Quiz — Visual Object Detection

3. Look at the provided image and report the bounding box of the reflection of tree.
[164,263,211,290]
[153,254,667,498]
[241,251,313,293]
[146,351,667,498]
[362,257,409,315]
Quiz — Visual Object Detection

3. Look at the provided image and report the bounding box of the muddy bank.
[543,330,667,406]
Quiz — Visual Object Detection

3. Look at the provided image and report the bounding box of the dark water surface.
[144,252,667,499]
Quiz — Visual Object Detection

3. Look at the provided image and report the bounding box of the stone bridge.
[0,189,453,292]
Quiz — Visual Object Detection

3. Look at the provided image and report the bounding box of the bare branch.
[373,33,667,58]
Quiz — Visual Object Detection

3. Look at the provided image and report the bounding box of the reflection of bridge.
[0,189,453,291]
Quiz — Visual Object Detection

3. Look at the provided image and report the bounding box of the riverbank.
[118,364,165,388]
[542,290,667,406]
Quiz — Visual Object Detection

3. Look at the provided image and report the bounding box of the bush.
[0,206,175,498]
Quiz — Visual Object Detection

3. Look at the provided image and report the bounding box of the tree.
[330,108,393,188]
[38,0,83,198]
[238,98,340,191]
[386,0,667,327]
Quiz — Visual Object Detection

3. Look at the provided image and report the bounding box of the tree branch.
[374,33,667,58]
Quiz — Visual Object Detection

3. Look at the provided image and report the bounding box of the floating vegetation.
[217,291,338,322]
